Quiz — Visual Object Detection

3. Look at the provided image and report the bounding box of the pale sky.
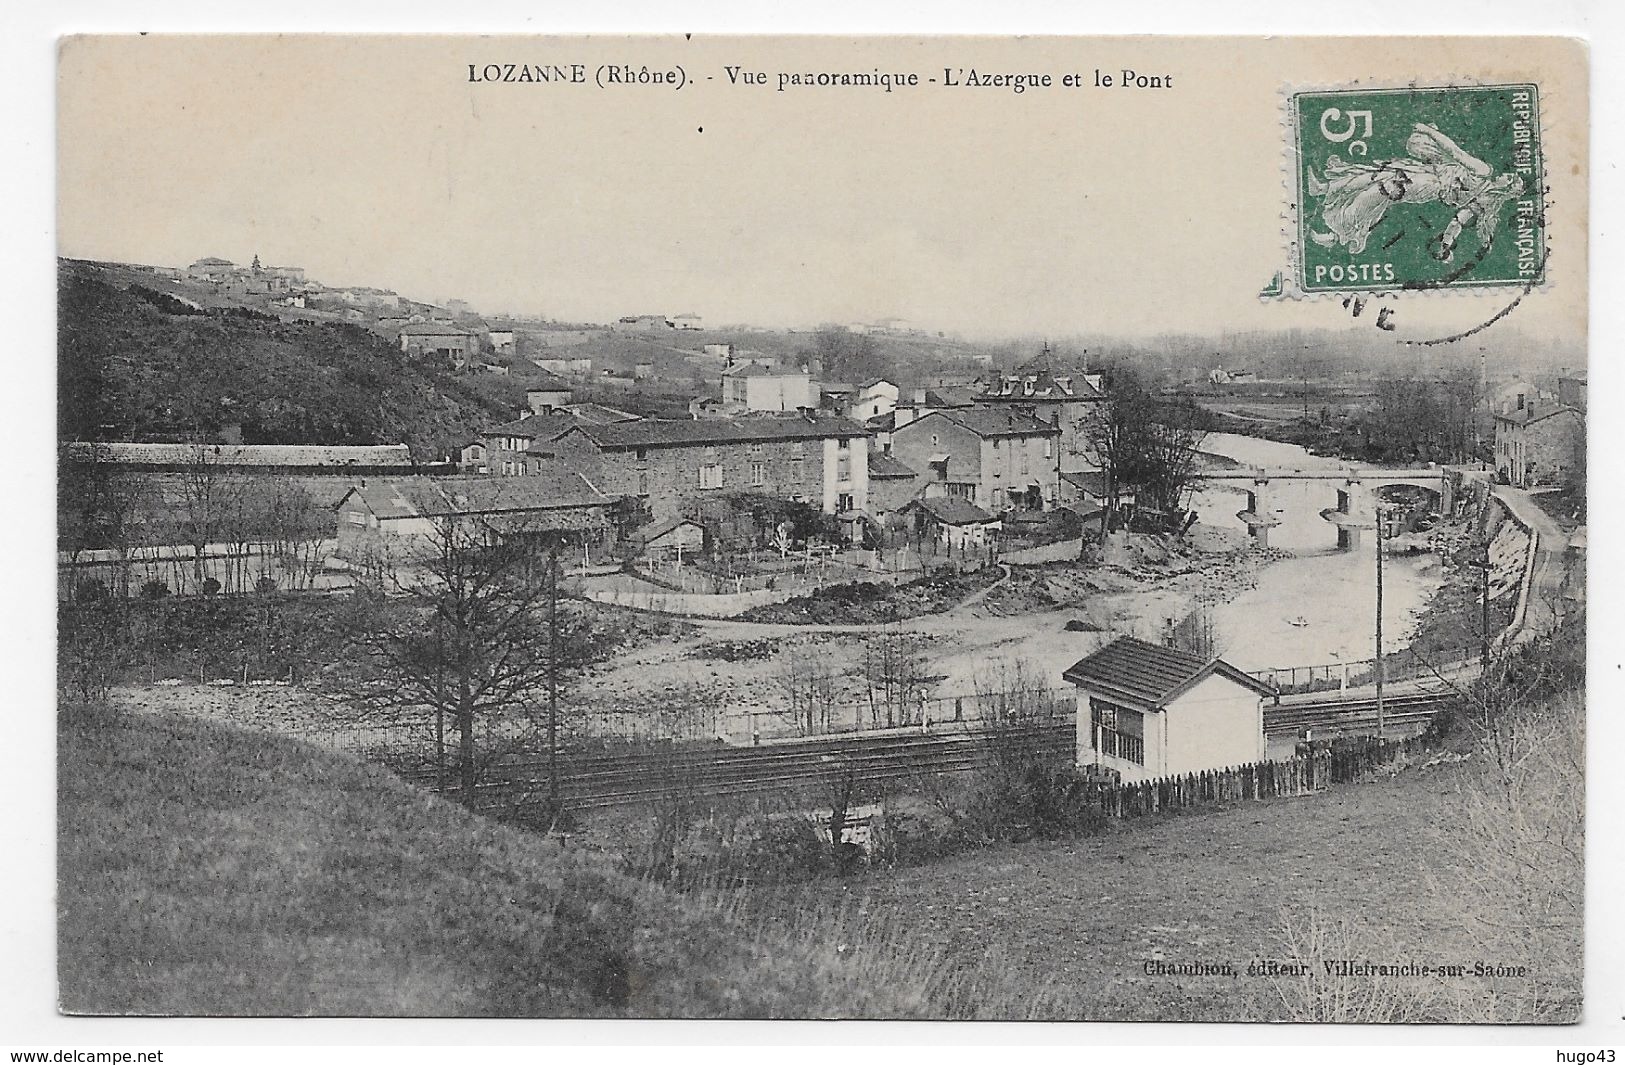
[57,34,1588,344]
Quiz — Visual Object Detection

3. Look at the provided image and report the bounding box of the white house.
[848,378,900,422]
[1063,636,1275,783]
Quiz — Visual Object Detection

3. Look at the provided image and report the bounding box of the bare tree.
[862,628,929,728]
[774,642,842,735]
[343,505,590,810]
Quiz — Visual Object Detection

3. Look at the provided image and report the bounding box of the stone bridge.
[1193,466,1453,550]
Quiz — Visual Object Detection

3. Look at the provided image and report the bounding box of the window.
[699,463,724,490]
[838,492,853,512]
[638,472,649,495]
[1044,439,1053,459]
[930,433,940,447]
[992,438,1001,451]
[751,462,766,487]
[1090,698,1144,765]
[345,511,367,527]
[635,448,648,463]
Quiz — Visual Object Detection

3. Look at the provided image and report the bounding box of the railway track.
[405,722,1077,813]
[396,689,1458,813]
[1264,688,1458,737]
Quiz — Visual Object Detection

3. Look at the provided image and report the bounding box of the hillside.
[56,702,942,1017]
[57,259,520,460]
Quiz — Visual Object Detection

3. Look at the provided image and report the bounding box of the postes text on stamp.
[1289,83,1543,295]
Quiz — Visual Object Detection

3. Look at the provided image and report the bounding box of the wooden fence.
[1088,735,1430,819]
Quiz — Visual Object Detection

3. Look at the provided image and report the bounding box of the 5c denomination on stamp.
[1286,83,1543,295]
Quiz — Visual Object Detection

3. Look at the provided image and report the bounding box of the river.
[1190,433,1444,673]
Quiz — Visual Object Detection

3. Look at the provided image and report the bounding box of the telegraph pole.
[1479,531,1492,670]
[548,542,560,820]
[1374,506,1386,741]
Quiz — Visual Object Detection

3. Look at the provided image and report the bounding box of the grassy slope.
[747,747,1582,1022]
[58,261,519,460]
[56,704,932,1018]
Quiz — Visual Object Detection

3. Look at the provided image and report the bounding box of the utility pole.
[548,542,561,820]
[1479,531,1492,670]
[1374,506,1386,741]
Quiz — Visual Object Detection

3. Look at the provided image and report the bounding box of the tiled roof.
[564,414,870,450]
[979,369,1105,402]
[868,451,918,479]
[922,387,976,409]
[1062,635,1274,708]
[526,369,572,390]
[1493,404,1582,427]
[1061,470,1110,497]
[61,442,414,468]
[900,408,1060,439]
[905,496,996,525]
[481,413,577,439]
[344,472,610,520]
[560,402,641,426]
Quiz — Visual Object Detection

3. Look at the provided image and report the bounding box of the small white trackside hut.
[1063,636,1276,783]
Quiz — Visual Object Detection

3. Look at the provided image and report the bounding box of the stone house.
[721,362,818,412]
[899,496,999,551]
[474,412,578,476]
[866,450,921,525]
[973,362,1105,471]
[1493,401,1585,488]
[1064,635,1275,784]
[543,414,871,525]
[333,473,614,564]
[887,408,1061,514]
[398,322,479,366]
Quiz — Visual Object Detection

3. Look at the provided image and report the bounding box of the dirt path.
[1491,486,1573,643]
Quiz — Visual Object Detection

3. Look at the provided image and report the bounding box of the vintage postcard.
[54,35,1587,1023]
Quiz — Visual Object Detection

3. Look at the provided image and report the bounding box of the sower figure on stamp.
[1307,122,1525,262]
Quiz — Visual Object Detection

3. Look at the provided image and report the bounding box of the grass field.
[741,720,1583,1022]
[56,702,946,1018]
[59,686,1581,1021]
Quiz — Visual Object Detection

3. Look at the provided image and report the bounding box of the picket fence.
[1088,734,1429,819]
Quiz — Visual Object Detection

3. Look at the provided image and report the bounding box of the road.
[1491,485,1573,644]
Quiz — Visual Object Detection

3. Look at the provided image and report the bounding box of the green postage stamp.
[1286,83,1544,295]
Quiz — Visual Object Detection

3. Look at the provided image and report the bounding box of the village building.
[473,411,577,476]
[671,313,704,330]
[891,386,977,433]
[1493,400,1585,488]
[973,358,1105,471]
[186,256,238,282]
[398,322,479,366]
[847,379,900,422]
[1558,370,1588,412]
[866,451,920,525]
[559,401,640,426]
[887,408,1062,514]
[544,413,871,525]
[899,496,999,551]
[334,472,614,563]
[526,370,574,413]
[533,356,594,377]
[721,362,818,412]
[611,314,672,333]
[1063,636,1275,784]
[488,328,517,356]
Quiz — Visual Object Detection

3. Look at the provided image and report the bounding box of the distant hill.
[57,259,520,460]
